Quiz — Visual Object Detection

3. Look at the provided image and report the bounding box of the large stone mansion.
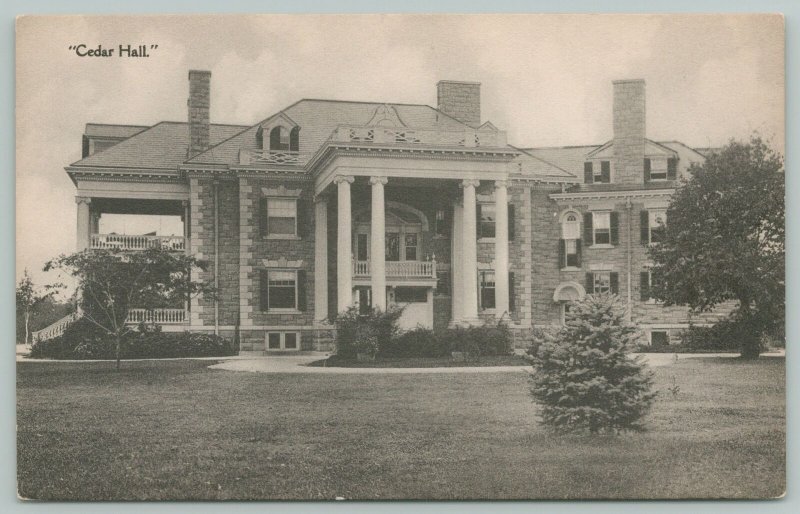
[64,70,730,352]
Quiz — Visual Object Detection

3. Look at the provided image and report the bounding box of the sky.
[15,14,784,293]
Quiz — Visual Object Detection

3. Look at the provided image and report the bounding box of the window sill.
[560,266,581,272]
[264,235,302,241]
[645,299,664,305]
[589,244,615,249]
[478,237,496,243]
[264,309,303,314]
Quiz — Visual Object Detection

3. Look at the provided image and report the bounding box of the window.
[561,302,573,325]
[266,198,297,236]
[265,270,297,310]
[434,209,448,236]
[479,203,496,239]
[640,270,662,302]
[593,212,611,245]
[649,210,667,243]
[267,332,300,351]
[648,158,668,181]
[386,232,400,261]
[404,233,418,261]
[436,271,451,296]
[650,330,670,346]
[395,287,427,303]
[584,161,610,183]
[479,270,496,310]
[560,213,581,268]
[587,271,618,295]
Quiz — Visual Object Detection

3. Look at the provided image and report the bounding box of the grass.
[308,354,529,367]
[17,356,784,500]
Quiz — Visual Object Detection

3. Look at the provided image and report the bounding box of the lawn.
[308,354,529,367]
[17,356,785,500]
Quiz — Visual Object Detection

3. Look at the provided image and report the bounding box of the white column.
[314,197,329,323]
[494,180,510,316]
[461,179,480,323]
[369,176,388,311]
[451,202,463,323]
[335,176,354,313]
[76,197,91,251]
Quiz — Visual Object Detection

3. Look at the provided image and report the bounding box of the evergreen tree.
[529,293,657,433]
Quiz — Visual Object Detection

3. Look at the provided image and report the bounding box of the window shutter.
[640,272,650,301]
[477,271,482,310]
[296,198,309,238]
[610,272,619,294]
[610,212,620,245]
[585,273,594,294]
[259,270,269,311]
[558,239,566,268]
[583,212,593,243]
[508,204,515,240]
[508,272,515,312]
[259,197,269,238]
[644,158,651,182]
[584,162,593,184]
[575,239,582,267]
[297,270,307,311]
[476,204,482,239]
[601,161,611,183]
[667,158,677,180]
[640,210,649,244]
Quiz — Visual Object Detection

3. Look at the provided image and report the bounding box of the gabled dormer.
[255,112,300,153]
[583,139,679,184]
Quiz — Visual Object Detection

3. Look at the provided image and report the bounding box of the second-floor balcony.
[329,125,507,148]
[89,234,186,252]
[353,259,437,280]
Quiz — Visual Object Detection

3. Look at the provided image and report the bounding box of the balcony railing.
[126,308,187,325]
[353,260,437,279]
[329,125,507,148]
[238,149,313,166]
[90,234,186,252]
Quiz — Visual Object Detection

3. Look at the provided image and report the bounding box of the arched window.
[561,212,580,239]
[268,126,300,152]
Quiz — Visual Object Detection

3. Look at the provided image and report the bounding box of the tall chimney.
[612,79,646,185]
[437,80,481,128]
[187,70,211,158]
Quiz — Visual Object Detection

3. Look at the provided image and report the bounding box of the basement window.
[267,331,300,351]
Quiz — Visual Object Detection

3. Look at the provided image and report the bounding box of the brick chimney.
[612,79,646,185]
[187,70,211,158]
[437,80,481,128]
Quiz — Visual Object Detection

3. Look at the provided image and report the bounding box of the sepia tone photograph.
[15,13,785,501]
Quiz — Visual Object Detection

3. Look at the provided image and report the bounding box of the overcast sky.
[16,14,784,291]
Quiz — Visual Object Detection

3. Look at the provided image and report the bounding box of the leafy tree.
[649,136,784,359]
[44,248,216,369]
[528,293,657,433]
[15,270,61,345]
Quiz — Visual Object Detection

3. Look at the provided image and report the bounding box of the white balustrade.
[329,125,506,148]
[32,312,81,342]
[126,308,187,325]
[352,260,436,279]
[238,149,312,165]
[89,234,186,251]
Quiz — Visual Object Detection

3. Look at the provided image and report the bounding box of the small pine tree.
[528,293,657,433]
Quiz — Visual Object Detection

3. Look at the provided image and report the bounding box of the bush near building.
[29,319,234,360]
[528,293,657,433]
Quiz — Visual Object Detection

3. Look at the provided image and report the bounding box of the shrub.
[439,321,513,358]
[379,327,447,358]
[678,318,769,353]
[528,293,657,433]
[333,306,403,358]
[29,318,234,360]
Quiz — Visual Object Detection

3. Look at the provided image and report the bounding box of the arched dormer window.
[268,126,300,152]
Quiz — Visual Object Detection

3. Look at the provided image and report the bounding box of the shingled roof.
[70,122,248,170]
[184,99,472,166]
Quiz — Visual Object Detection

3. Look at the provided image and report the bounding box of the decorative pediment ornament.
[364,104,406,128]
[262,185,302,197]
[262,257,304,268]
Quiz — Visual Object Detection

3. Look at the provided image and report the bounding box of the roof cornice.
[549,188,675,201]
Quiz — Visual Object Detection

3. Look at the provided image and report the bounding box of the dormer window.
[269,126,299,152]
[583,161,610,184]
[645,157,678,182]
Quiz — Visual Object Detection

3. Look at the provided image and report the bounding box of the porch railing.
[353,260,437,279]
[126,308,187,325]
[90,234,186,252]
